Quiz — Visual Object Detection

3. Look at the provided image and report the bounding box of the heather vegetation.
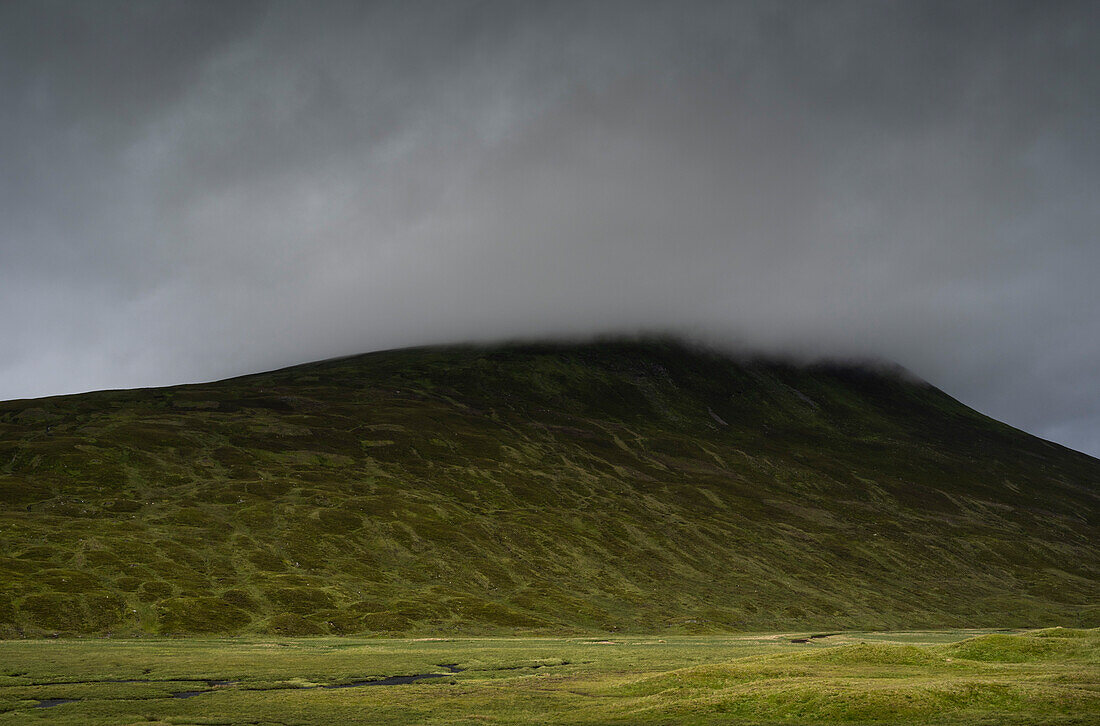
[0,339,1097,637]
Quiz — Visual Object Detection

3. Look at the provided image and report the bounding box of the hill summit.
[1,338,1097,636]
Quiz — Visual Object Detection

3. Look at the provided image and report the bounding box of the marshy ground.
[0,628,1096,724]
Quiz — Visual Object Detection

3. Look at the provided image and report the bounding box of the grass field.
[0,628,1096,724]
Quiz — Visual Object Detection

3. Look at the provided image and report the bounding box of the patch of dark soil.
[168,680,238,699]
[318,664,466,688]
[34,699,80,709]
[321,673,447,688]
[474,662,564,672]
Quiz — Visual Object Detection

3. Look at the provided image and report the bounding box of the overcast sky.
[2,0,1099,456]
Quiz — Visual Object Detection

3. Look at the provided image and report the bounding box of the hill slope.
[1,339,1097,636]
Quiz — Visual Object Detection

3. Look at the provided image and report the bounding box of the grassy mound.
[787,642,940,666]
[609,632,1099,724]
[679,680,1095,723]
[942,630,1098,663]
[616,663,808,695]
[1032,626,1099,638]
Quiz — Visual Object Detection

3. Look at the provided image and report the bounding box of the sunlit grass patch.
[942,630,1099,663]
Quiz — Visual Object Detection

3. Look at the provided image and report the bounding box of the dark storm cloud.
[2,1,1099,455]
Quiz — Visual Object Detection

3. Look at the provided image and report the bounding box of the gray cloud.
[2,0,1099,455]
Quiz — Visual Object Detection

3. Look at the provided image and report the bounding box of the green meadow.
[0,629,1097,724]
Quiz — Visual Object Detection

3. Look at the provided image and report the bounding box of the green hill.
[0,338,1096,636]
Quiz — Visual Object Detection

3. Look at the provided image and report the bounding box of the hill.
[0,339,1097,636]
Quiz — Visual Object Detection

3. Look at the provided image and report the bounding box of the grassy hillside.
[0,338,1097,636]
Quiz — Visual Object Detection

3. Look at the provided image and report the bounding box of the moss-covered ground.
[1,338,1097,636]
[0,629,1096,724]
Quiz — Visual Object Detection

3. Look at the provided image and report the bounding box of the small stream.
[34,665,466,708]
